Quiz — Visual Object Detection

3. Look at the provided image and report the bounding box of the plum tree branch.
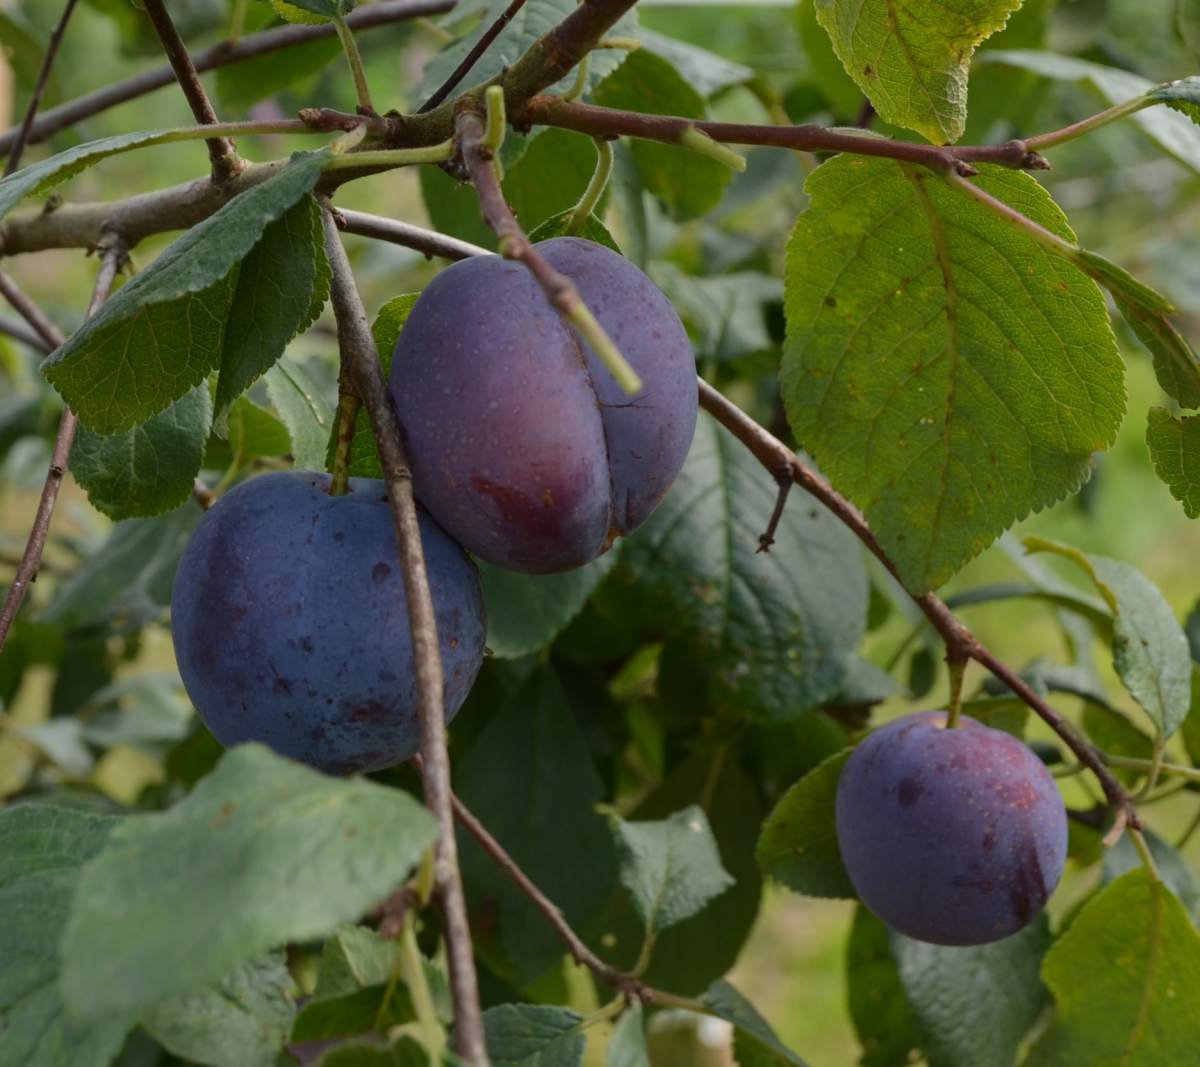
[693,380,1141,831]
[517,96,1048,175]
[419,0,532,113]
[4,0,80,177]
[0,0,452,160]
[326,208,1143,829]
[140,0,243,181]
[0,245,124,656]
[318,206,490,1067]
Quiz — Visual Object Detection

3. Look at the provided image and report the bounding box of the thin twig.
[140,0,242,181]
[335,208,490,260]
[519,96,1048,175]
[0,247,123,655]
[319,206,490,1067]
[4,0,80,177]
[694,378,1141,831]
[0,313,52,353]
[0,0,453,159]
[419,0,531,113]
[440,773,648,1001]
[456,107,641,393]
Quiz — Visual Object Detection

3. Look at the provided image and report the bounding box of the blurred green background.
[1,1,1198,1063]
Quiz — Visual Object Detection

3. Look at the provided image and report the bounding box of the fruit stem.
[566,137,613,235]
[564,298,643,394]
[400,910,447,1058]
[329,378,360,497]
[945,658,966,729]
[321,142,455,171]
[333,14,375,115]
[1129,828,1161,881]
[563,53,591,103]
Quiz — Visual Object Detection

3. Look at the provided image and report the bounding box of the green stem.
[483,85,507,155]
[400,913,446,1060]
[564,54,591,103]
[563,298,642,394]
[1024,96,1152,152]
[333,15,374,114]
[944,658,966,729]
[1051,762,1085,779]
[566,137,613,234]
[329,387,360,497]
[1129,828,1161,881]
[321,142,455,171]
[229,0,249,43]
[1104,753,1200,783]
[1177,803,1200,849]
[631,931,656,979]
[577,995,626,1031]
[678,126,746,172]
[1135,738,1167,800]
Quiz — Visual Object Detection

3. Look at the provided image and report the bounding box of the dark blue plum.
[389,236,697,574]
[170,471,486,775]
[836,710,1068,946]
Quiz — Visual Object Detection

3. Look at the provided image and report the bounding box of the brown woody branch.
[319,207,490,1067]
[0,246,124,655]
[328,212,1139,830]
[518,96,1049,175]
[140,0,242,181]
[4,0,80,177]
[0,0,453,160]
[693,380,1140,831]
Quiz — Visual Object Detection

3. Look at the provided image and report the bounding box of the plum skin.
[835,710,1068,946]
[389,236,698,574]
[170,470,486,775]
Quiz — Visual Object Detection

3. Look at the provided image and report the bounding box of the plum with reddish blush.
[388,237,697,574]
[835,710,1068,945]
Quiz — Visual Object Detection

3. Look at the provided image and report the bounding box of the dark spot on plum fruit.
[836,710,1067,946]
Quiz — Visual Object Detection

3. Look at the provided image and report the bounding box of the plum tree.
[389,236,698,574]
[835,710,1068,946]
[170,471,486,775]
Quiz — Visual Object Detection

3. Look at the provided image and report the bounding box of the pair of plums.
[171,237,698,774]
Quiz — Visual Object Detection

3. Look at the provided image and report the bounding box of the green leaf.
[480,554,616,658]
[1024,537,1192,739]
[596,754,763,997]
[619,413,869,721]
[702,982,809,1066]
[314,926,399,998]
[504,129,603,234]
[72,385,212,520]
[593,49,732,221]
[984,51,1200,173]
[142,952,296,1067]
[483,1004,583,1067]
[637,29,753,97]
[218,13,343,113]
[44,153,327,434]
[0,805,128,1067]
[891,916,1050,1067]
[813,0,1022,143]
[42,507,202,630]
[419,165,498,251]
[756,748,854,899]
[527,211,621,251]
[783,156,1123,593]
[265,360,334,470]
[845,907,921,1067]
[1182,0,1200,57]
[456,669,617,987]
[331,293,418,479]
[796,0,863,119]
[1109,288,1200,410]
[313,1037,435,1067]
[1103,828,1200,920]
[651,265,781,363]
[60,744,438,1020]
[211,396,294,468]
[420,0,636,100]
[214,195,328,423]
[1147,408,1200,519]
[612,805,733,934]
[1027,869,1200,1066]
[607,1004,649,1067]
[0,129,214,222]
